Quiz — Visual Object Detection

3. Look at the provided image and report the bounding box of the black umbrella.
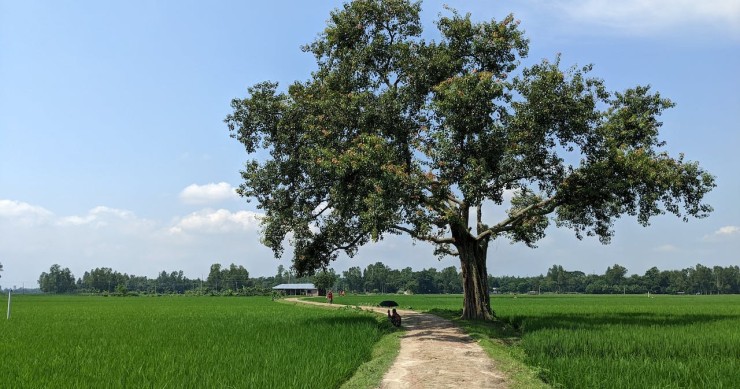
[378,300,398,307]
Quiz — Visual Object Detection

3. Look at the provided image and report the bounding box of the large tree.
[223,264,250,290]
[343,266,364,292]
[314,268,339,294]
[38,264,76,294]
[227,0,714,319]
[605,264,628,286]
[207,263,223,291]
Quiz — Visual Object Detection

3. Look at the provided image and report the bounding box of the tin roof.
[272,283,317,290]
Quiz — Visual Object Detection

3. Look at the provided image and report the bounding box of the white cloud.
[654,244,679,252]
[58,206,136,227]
[0,199,53,225]
[0,199,270,287]
[715,225,740,235]
[179,182,238,205]
[169,209,262,234]
[549,0,740,36]
[502,188,520,202]
[702,225,740,241]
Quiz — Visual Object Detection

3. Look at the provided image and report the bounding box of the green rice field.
[0,295,389,388]
[2,294,738,388]
[316,293,740,388]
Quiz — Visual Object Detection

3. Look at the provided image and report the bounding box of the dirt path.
[286,298,508,389]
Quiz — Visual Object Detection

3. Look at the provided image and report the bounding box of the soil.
[287,298,509,389]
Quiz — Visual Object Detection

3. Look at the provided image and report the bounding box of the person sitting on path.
[390,308,401,327]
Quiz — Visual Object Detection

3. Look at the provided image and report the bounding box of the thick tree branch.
[476,204,484,234]
[391,225,456,244]
[310,200,333,219]
[447,194,463,206]
[476,196,559,240]
[333,234,366,252]
[419,192,453,217]
[460,200,469,228]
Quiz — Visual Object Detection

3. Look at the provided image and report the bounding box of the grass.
[498,295,740,389]
[310,293,740,388]
[0,295,394,389]
[339,320,402,389]
[4,293,738,388]
[278,301,403,389]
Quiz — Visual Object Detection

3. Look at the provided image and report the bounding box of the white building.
[272,283,319,296]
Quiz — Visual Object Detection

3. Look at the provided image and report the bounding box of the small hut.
[272,283,319,296]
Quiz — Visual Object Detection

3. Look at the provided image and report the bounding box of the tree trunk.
[453,226,494,320]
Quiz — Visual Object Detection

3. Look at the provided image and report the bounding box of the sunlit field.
[4,293,737,388]
[316,293,740,388]
[0,295,388,388]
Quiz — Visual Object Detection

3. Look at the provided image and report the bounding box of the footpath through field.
[286,298,508,389]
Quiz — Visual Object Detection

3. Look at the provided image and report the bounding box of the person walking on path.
[326,290,333,304]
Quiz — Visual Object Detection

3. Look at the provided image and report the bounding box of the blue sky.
[1,0,739,289]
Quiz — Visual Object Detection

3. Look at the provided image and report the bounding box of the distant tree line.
[337,262,464,294]
[491,264,740,295]
[338,263,740,295]
[35,262,740,295]
[36,263,283,296]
